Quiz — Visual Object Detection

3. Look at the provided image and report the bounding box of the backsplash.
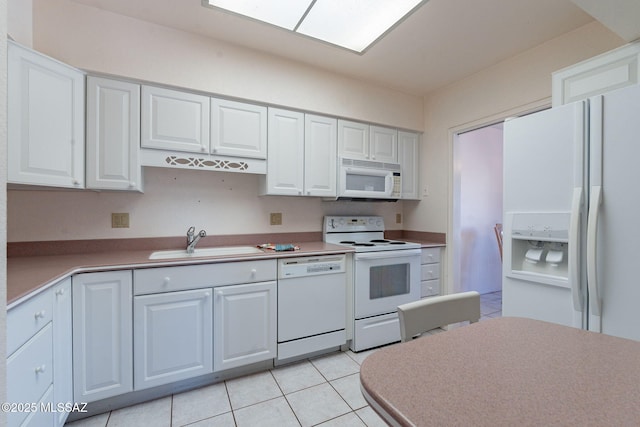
[7,167,404,242]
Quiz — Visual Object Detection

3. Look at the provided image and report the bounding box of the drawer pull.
[163,277,171,286]
[250,269,257,275]
[204,292,211,298]
[34,364,46,374]
[34,310,46,319]
[55,288,65,296]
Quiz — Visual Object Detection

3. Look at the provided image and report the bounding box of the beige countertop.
[360,317,640,427]
[7,241,352,306]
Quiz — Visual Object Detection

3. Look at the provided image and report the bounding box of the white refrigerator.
[502,83,640,341]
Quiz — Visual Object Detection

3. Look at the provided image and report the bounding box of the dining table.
[359,317,640,426]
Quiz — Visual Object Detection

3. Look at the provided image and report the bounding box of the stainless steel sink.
[149,246,264,260]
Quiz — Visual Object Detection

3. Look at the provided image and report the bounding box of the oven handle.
[354,249,422,261]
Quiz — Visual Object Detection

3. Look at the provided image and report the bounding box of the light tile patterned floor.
[66,291,502,427]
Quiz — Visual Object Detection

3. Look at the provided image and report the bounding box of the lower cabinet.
[52,279,73,427]
[213,281,277,371]
[6,277,72,427]
[134,288,213,390]
[72,271,133,403]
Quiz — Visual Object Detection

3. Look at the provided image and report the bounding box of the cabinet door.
[305,114,337,197]
[141,85,210,153]
[8,41,85,188]
[398,130,420,200]
[213,281,277,371]
[86,76,142,191]
[370,125,398,163]
[134,289,213,390]
[52,279,72,427]
[72,271,133,402]
[264,108,304,196]
[338,119,369,160]
[211,98,267,159]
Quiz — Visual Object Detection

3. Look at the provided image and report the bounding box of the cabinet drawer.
[421,263,440,281]
[7,289,53,356]
[7,323,53,427]
[421,278,441,298]
[134,260,277,295]
[421,247,441,264]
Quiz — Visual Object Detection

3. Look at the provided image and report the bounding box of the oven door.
[354,249,421,319]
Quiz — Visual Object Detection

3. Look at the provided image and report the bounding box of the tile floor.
[66,291,502,427]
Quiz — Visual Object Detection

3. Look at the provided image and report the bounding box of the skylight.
[203,0,427,54]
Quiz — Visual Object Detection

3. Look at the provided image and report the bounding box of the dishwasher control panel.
[278,255,346,278]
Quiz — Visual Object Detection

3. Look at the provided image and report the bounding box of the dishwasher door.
[278,272,346,342]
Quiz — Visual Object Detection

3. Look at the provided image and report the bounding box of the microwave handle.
[386,175,393,196]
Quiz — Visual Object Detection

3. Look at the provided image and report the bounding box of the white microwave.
[337,158,401,201]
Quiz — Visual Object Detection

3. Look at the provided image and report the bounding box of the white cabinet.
[265,108,305,195]
[214,281,277,371]
[338,119,369,160]
[52,279,72,427]
[304,114,337,197]
[211,98,267,159]
[263,110,337,197]
[8,41,85,188]
[72,271,133,402]
[552,41,640,106]
[338,120,397,162]
[86,76,142,191]
[134,289,213,390]
[6,277,72,427]
[421,247,442,298]
[141,85,210,153]
[370,125,398,163]
[398,130,420,200]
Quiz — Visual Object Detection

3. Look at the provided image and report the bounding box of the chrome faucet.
[186,226,207,254]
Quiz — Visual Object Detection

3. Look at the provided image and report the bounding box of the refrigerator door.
[502,101,586,328]
[588,84,640,341]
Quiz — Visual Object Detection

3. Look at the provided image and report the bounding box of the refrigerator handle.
[587,185,603,316]
[569,187,583,312]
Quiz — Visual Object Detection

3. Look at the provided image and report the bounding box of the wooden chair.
[494,223,503,261]
[397,291,481,342]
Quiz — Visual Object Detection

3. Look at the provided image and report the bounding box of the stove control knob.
[338,219,345,226]
[368,218,375,224]
[376,219,383,227]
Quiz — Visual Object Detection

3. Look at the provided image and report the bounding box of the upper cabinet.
[141,85,210,153]
[370,125,398,163]
[86,76,143,192]
[338,120,397,163]
[211,98,267,159]
[338,120,369,160]
[304,114,337,197]
[398,131,421,200]
[262,109,337,197]
[552,41,640,106]
[8,41,85,188]
[264,108,305,196]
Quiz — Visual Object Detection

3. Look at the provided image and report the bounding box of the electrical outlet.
[396,213,402,224]
[111,213,130,228]
[270,212,282,225]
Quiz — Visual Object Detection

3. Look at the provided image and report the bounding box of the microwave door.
[341,167,393,199]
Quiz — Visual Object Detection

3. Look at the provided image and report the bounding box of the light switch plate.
[112,213,130,228]
[270,212,282,225]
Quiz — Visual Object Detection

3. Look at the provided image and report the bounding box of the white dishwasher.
[277,254,347,361]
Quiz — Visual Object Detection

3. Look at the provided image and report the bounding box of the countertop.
[8,234,445,306]
[7,241,351,306]
[360,317,640,427]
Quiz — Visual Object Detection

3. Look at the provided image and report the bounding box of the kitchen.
[2,0,639,426]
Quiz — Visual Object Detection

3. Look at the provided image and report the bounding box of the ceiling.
[71,0,598,96]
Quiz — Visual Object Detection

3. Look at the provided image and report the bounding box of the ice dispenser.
[505,212,571,284]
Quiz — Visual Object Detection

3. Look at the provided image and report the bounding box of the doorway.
[452,123,503,296]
